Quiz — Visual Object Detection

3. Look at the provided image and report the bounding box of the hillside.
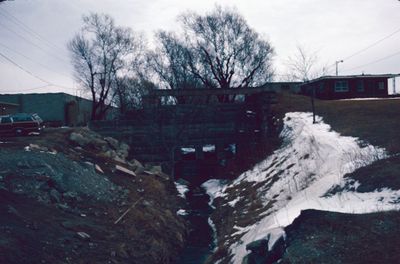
[0,128,187,264]
[204,93,400,264]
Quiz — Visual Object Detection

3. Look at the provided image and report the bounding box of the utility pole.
[335,60,344,76]
[393,77,397,95]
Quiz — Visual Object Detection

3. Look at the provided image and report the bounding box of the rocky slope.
[0,128,187,264]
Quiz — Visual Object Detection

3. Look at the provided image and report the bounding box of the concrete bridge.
[89,84,290,178]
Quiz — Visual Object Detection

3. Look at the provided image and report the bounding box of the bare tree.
[149,6,275,102]
[284,45,328,82]
[181,6,274,91]
[113,76,155,113]
[69,13,143,120]
[148,31,198,91]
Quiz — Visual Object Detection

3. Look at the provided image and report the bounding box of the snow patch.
[177,209,188,216]
[203,144,216,152]
[181,147,195,154]
[228,197,241,207]
[174,182,189,199]
[202,179,227,208]
[220,112,394,264]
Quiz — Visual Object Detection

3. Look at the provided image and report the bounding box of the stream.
[175,147,234,263]
[176,182,215,264]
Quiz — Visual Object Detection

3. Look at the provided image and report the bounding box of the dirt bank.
[0,128,187,263]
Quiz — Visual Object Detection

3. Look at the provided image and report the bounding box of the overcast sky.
[0,0,399,95]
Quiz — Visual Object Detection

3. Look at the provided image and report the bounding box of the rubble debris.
[76,232,91,240]
[95,164,104,174]
[114,198,143,224]
[115,165,136,177]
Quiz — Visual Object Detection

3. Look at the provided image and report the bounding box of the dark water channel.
[175,183,215,264]
[175,150,221,264]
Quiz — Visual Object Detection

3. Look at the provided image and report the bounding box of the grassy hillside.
[272,93,400,263]
[273,93,400,153]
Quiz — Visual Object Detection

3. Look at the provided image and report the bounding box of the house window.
[378,81,385,90]
[357,80,364,92]
[334,80,349,92]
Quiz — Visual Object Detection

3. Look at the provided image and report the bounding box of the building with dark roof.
[300,74,400,99]
[0,92,92,126]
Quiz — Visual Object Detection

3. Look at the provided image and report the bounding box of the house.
[300,74,400,99]
[0,93,92,126]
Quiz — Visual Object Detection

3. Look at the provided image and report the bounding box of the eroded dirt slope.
[0,128,187,264]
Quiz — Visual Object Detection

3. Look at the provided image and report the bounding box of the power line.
[326,26,400,72]
[0,21,70,64]
[0,50,52,85]
[0,42,72,79]
[342,49,400,72]
[0,84,52,93]
[0,50,76,92]
[0,7,66,53]
[342,27,400,62]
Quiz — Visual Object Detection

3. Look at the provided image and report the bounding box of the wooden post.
[195,145,204,160]
[311,86,316,124]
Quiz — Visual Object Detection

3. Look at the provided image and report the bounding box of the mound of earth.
[0,128,187,264]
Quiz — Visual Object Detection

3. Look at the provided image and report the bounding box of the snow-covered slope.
[203,112,400,264]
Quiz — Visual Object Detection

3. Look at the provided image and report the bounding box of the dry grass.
[272,93,400,263]
[282,210,400,264]
[273,93,400,153]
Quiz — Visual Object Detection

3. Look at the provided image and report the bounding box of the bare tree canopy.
[147,31,201,91]
[68,13,145,120]
[284,45,328,82]
[149,6,275,92]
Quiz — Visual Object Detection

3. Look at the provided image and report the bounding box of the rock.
[129,159,144,174]
[149,165,162,174]
[69,132,89,147]
[117,143,130,159]
[244,228,286,264]
[84,161,94,167]
[29,144,48,152]
[63,191,80,203]
[104,137,119,150]
[113,156,126,164]
[103,150,117,159]
[70,131,107,150]
[246,238,269,257]
[49,189,61,204]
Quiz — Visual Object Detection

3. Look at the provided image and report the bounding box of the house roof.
[304,73,400,85]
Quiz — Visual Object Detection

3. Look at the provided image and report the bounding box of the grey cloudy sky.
[0,0,399,94]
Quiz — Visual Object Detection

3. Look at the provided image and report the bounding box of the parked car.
[0,113,44,136]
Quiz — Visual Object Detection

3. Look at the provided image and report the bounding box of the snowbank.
[201,179,227,208]
[211,112,399,264]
